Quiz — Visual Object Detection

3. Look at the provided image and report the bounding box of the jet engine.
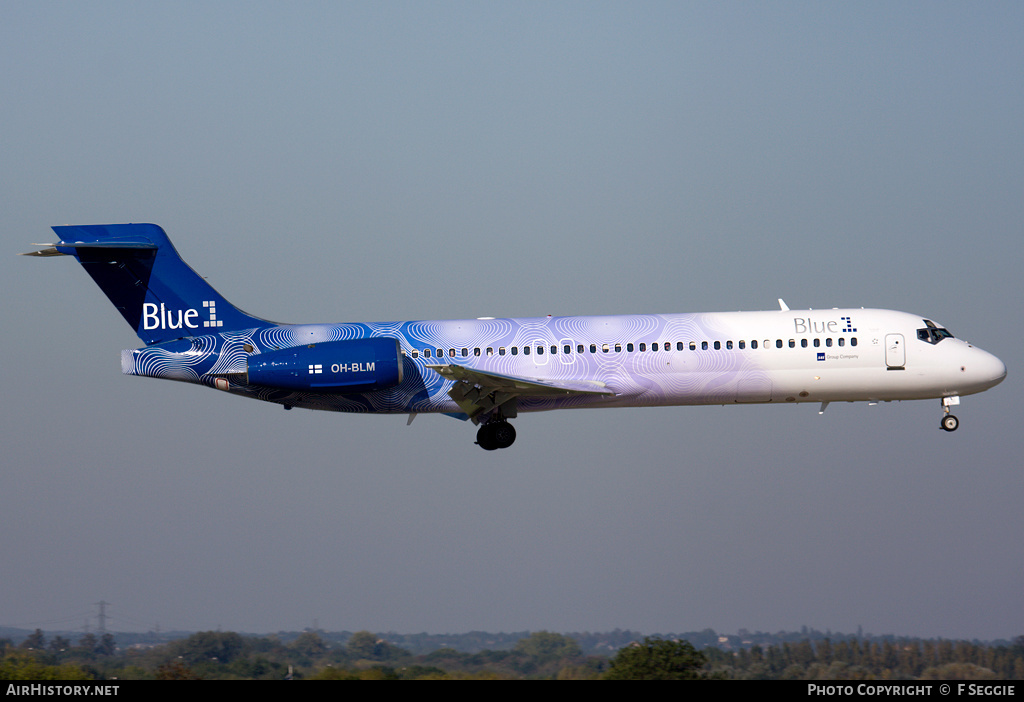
[246,338,403,394]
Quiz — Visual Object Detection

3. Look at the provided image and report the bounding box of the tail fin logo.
[143,301,223,331]
[201,301,223,328]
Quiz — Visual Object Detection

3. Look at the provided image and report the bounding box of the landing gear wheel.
[491,421,516,449]
[941,414,959,432]
[475,421,516,450]
[476,423,498,451]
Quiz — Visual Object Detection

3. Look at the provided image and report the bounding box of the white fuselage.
[123,307,1006,420]
[397,308,1005,412]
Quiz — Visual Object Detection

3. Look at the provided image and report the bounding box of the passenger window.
[614,343,621,353]
[714,341,721,350]
[511,347,518,355]
[801,339,808,348]
[628,343,635,352]
[677,342,684,351]
[838,338,845,347]
[775,339,782,349]
[461,348,468,357]
[726,341,732,350]
[564,345,571,354]
[689,342,696,351]
[653,342,660,352]
[813,338,820,348]
[739,340,746,349]
[751,340,758,349]
[499,347,506,356]
[412,350,419,359]
[639,343,646,352]
[701,341,709,350]
[851,337,858,347]
[577,344,584,353]
[590,344,597,353]
[551,345,558,354]
[424,349,431,358]
[437,349,443,358]
[788,339,795,348]
[487,347,493,356]
[536,346,543,355]
[602,344,609,353]
[524,346,531,355]
[825,338,833,347]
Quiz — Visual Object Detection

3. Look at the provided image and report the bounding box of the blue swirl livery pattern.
[26,224,1006,450]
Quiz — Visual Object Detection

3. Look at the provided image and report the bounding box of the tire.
[476,424,498,450]
[492,421,517,449]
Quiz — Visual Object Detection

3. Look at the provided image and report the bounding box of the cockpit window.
[917,321,954,345]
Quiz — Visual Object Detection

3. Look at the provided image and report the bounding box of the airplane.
[24,223,1006,450]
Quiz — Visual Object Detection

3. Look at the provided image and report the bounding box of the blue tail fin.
[43,223,272,345]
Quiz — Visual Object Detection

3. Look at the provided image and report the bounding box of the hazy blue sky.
[3,1,1022,640]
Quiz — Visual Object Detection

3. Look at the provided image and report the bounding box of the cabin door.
[885,333,905,369]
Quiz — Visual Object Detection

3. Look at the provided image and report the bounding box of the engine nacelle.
[246,338,403,394]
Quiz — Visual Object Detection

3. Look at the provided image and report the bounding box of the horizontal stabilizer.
[37,240,158,249]
[21,240,158,257]
[20,247,66,257]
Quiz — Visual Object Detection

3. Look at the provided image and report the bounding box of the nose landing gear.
[940,396,960,432]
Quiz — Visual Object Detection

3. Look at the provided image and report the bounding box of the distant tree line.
[2,628,1023,680]
[703,636,1024,680]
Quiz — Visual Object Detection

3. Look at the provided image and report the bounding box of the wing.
[426,363,615,421]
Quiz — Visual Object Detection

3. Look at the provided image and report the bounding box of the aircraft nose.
[969,348,1007,390]
[990,354,1007,386]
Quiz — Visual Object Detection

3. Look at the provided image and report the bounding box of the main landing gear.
[476,419,516,451]
[940,396,960,432]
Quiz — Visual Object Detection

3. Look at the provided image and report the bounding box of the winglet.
[778,298,790,311]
